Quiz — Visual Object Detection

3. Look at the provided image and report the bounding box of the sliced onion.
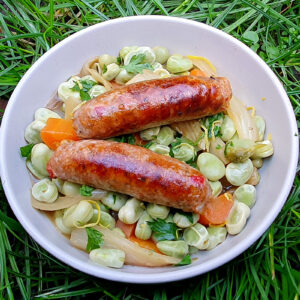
[70,226,180,267]
[171,120,203,143]
[186,55,217,77]
[125,70,162,85]
[65,97,82,120]
[31,195,85,211]
[227,96,258,141]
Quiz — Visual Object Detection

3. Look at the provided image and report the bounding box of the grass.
[0,0,299,299]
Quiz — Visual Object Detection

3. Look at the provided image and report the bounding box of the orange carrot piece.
[199,193,234,226]
[190,68,207,77]
[116,220,136,238]
[128,235,161,253]
[41,118,80,150]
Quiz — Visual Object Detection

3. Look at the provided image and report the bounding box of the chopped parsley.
[143,141,155,149]
[80,185,94,197]
[123,54,153,74]
[205,113,224,138]
[175,255,192,266]
[86,227,104,252]
[102,65,107,74]
[113,194,117,204]
[20,144,34,158]
[147,218,178,241]
[216,144,222,150]
[71,79,97,101]
[113,134,135,144]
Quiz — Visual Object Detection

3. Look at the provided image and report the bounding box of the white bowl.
[0,16,298,284]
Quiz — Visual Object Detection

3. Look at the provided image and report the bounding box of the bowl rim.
[0,15,298,284]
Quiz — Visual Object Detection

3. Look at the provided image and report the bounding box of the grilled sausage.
[47,140,212,213]
[73,76,232,139]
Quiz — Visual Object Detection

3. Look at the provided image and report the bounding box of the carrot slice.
[41,118,80,150]
[128,235,161,253]
[199,193,234,226]
[116,220,136,238]
[190,68,207,77]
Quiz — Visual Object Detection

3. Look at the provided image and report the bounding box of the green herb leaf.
[216,144,221,150]
[176,211,194,223]
[86,227,104,252]
[205,113,224,138]
[123,54,153,74]
[20,144,34,158]
[80,185,94,197]
[102,65,107,73]
[117,56,122,64]
[113,134,135,144]
[127,134,135,145]
[147,218,178,241]
[71,79,97,101]
[175,255,192,266]
[144,141,155,149]
[113,194,117,204]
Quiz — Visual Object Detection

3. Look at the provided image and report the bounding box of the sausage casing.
[47,140,212,213]
[73,76,232,139]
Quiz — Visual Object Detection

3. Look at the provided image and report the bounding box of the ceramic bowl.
[0,16,298,283]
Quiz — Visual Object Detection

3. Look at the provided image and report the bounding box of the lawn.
[0,1,299,299]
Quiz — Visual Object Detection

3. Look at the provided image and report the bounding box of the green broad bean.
[225,138,255,163]
[124,46,156,65]
[98,211,115,229]
[140,127,160,141]
[98,54,117,69]
[246,167,260,186]
[233,184,256,208]
[208,181,222,197]
[101,192,127,211]
[119,46,139,60]
[254,116,265,142]
[64,200,93,227]
[172,143,196,162]
[166,55,193,73]
[156,126,175,146]
[251,140,274,159]
[152,46,170,64]
[112,227,126,238]
[183,223,209,249]
[118,198,144,224]
[89,85,106,98]
[115,69,134,84]
[52,178,64,193]
[226,201,250,235]
[25,120,46,144]
[61,181,81,196]
[189,246,199,255]
[156,241,189,258]
[252,158,263,169]
[206,227,227,250]
[173,212,199,228]
[146,203,170,220]
[57,76,81,102]
[31,143,53,176]
[148,144,170,155]
[54,210,72,234]
[152,62,163,70]
[89,248,125,268]
[35,108,61,123]
[221,115,236,142]
[135,211,153,240]
[89,189,108,201]
[32,179,58,203]
[197,153,226,181]
[225,159,253,186]
[102,63,120,81]
[26,158,46,179]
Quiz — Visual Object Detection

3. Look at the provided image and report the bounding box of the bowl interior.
[0,16,298,283]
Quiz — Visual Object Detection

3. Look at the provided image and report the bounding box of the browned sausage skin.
[47,140,212,214]
[73,76,232,139]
